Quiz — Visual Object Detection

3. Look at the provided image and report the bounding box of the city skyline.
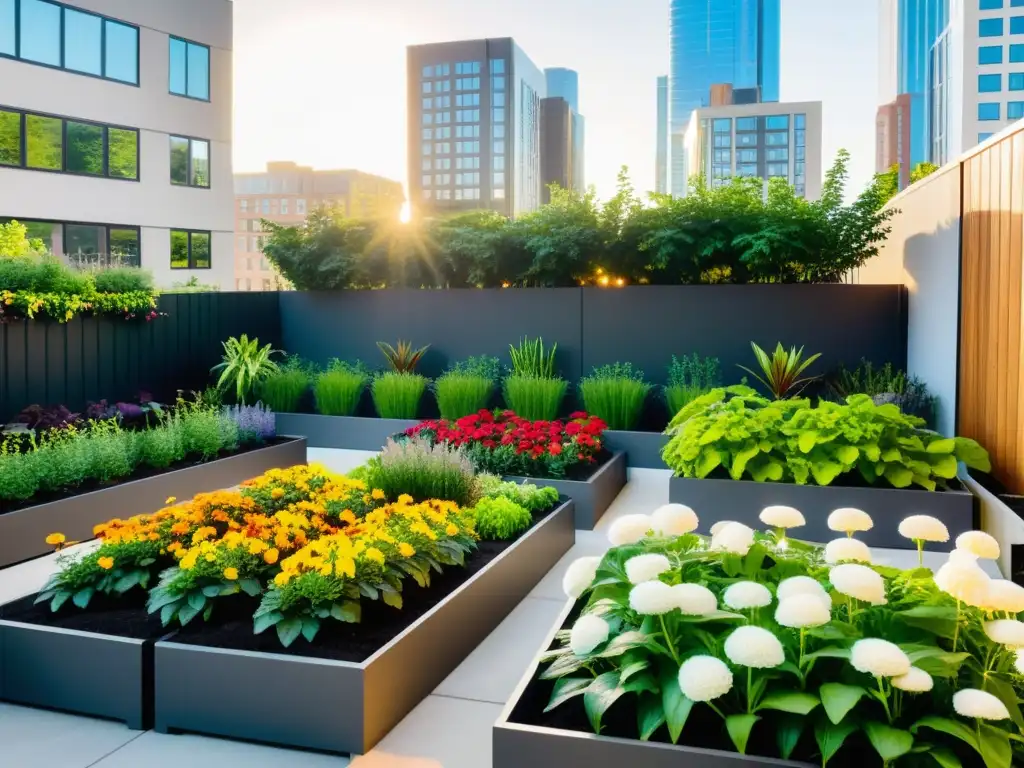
[233,0,880,202]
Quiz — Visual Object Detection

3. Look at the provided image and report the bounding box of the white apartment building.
[0,0,234,288]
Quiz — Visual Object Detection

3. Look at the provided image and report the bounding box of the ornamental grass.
[372,372,427,419]
[579,363,651,431]
[315,363,370,416]
[502,374,568,421]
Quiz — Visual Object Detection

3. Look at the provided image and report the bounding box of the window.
[170,136,210,188]
[435,142,450,154]
[981,0,1003,8]
[65,120,103,175]
[490,59,505,74]
[737,149,757,163]
[456,77,480,90]
[980,132,995,142]
[493,140,504,154]
[170,230,211,269]
[422,81,432,94]
[980,17,1004,36]
[979,101,1001,120]
[737,164,758,177]
[980,45,1004,64]
[714,134,733,148]
[297,199,307,215]
[437,158,451,170]
[436,110,451,123]
[434,173,450,185]
[455,61,480,74]
[795,114,806,129]
[493,92,505,108]
[437,64,450,76]
[1,0,14,55]
[767,162,789,177]
[20,0,60,66]
[280,199,289,215]
[422,113,433,126]
[1011,73,1024,89]
[492,108,505,122]
[980,73,1003,91]
[493,188,505,200]
[766,148,789,161]
[492,172,504,187]
[765,115,790,130]
[249,236,258,252]
[736,117,757,131]
[1009,101,1024,118]
[492,156,503,170]
[492,76,505,91]
[2,108,138,179]
[1015,0,1024,5]
[239,199,249,212]
[169,36,210,100]
[1014,16,1024,34]
[494,125,505,138]
[261,199,270,214]
[422,128,432,140]
[436,127,451,139]
[713,118,732,132]
[64,7,101,75]
[1013,44,1024,61]
[766,132,789,146]
[0,218,141,266]
[456,93,480,107]
[422,65,434,77]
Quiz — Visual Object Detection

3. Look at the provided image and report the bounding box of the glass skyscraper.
[668,0,781,196]
[545,68,585,191]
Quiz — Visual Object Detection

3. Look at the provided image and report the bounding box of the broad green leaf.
[981,675,1024,729]
[798,430,818,453]
[927,438,956,454]
[759,690,820,715]
[187,592,207,612]
[731,443,761,480]
[835,445,860,465]
[114,571,141,594]
[584,671,625,733]
[330,601,361,623]
[637,694,666,741]
[864,721,914,761]
[815,719,858,766]
[696,448,723,478]
[177,601,201,626]
[382,590,403,610]
[72,587,95,609]
[239,578,262,597]
[804,647,852,664]
[545,677,591,713]
[884,464,914,488]
[661,669,693,744]
[619,657,650,684]
[929,746,963,768]
[276,617,302,647]
[930,454,959,479]
[50,591,72,612]
[911,652,970,678]
[912,716,978,751]
[300,617,320,643]
[253,609,282,635]
[896,606,959,639]
[978,723,1012,768]
[881,447,903,462]
[160,602,177,626]
[810,460,844,486]
[201,584,223,598]
[726,714,760,755]
[820,683,867,725]
[776,714,804,760]
[954,437,991,471]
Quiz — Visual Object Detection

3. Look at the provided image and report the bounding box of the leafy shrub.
[365,436,478,507]
[662,386,990,490]
[665,353,720,417]
[91,267,153,294]
[258,358,311,413]
[470,496,533,540]
[315,360,370,416]
[579,363,651,431]
[210,335,281,405]
[738,341,822,400]
[503,375,567,421]
[378,340,429,373]
[372,372,427,419]
[477,473,560,512]
[509,337,557,377]
[17,403,80,431]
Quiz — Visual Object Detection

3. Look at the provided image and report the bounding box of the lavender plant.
[223,403,276,444]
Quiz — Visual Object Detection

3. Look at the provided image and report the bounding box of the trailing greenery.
[502,375,568,422]
[662,386,990,490]
[665,353,721,417]
[738,341,822,400]
[476,474,560,512]
[210,335,281,405]
[315,359,370,416]
[257,357,312,413]
[579,363,651,431]
[371,372,427,419]
[469,496,533,540]
[364,436,478,507]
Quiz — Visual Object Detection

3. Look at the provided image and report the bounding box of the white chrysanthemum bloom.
[851,638,911,677]
[759,505,805,530]
[624,554,672,585]
[723,581,773,611]
[898,515,950,543]
[987,580,1024,615]
[673,583,718,616]
[777,576,829,605]
[824,537,873,565]
[953,689,1011,720]
[956,531,1000,560]
[948,549,980,567]
[935,561,991,608]
[1015,649,1024,676]
[608,514,653,546]
[569,614,610,656]
[724,626,785,669]
[891,666,934,693]
[711,522,755,556]
[677,656,734,702]
[828,507,874,534]
[829,563,888,605]
[984,619,1024,648]
[629,580,677,615]
[709,520,735,537]
[651,504,699,537]
[562,556,601,599]
[775,594,832,628]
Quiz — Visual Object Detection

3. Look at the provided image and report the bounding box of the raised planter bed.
[603,430,669,469]
[963,472,1024,580]
[505,452,627,531]
[0,438,308,569]
[151,498,576,755]
[275,413,418,452]
[496,600,810,768]
[669,475,974,550]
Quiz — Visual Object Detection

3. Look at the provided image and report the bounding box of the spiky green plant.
[371,372,427,419]
[210,335,281,405]
[434,356,500,419]
[579,363,651,430]
[258,357,312,413]
[509,337,558,378]
[377,340,430,373]
[737,342,822,400]
[502,374,567,421]
[315,360,370,416]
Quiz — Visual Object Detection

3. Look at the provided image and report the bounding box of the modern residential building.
[540,97,578,202]
[876,93,916,188]
[0,0,234,288]
[545,67,585,191]
[407,38,546,219]
[684,100,823,200]
[656,76,669,194]
[668,0,781,196]
[233,162,403,291]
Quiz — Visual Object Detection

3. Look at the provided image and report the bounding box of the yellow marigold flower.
[223,567,239,581]
[319,563,333,576]
[335,556,356,578]
[264,548,279,565]
[371,488,386,500]
[274,571,290,587]
[446,523,459,537]
[45,533,66,546]
[97,556,115,570]
[205,553,216,562]
[271,488,285,500]
[165,496,176,505]
[248,540,268,555]
[168,542,183,553]
[362,493,372,504]
[365,547,386,565]
[398,494,414,505]
[399,542,415,558]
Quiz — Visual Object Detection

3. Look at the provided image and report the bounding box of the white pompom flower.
[775,594,831,628]
[898,515,950,543]
[709,520,735,537]
[608,514,653,546]
[651,504,699,537]
[984,620,1024,648]
[673,583,718,616]
[948,549,980,567]
[629,580,677,615]
[711,522,755,556]
[935,560,991,608]
[828,507,874,535]
[956,531,1000,560]
[824,537,873,565]
[724,626,785,668]
[953,689,1011,720]
[677,656,734,702]
[759,505,805,530]
[569,614,610,656]
[851,638,911,677]
[562,556,601,599]
[987,580,1024,615]
[777,576,831,608]
[891,666,933,693]
[829,563,888,605]
[723,581,773,611]
[1015,649,1024,676]
[624,554,672,585]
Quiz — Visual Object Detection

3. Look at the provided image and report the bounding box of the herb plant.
[371,372,427,419]
[365,436,478,507]
[738,342,822,400]
[470,496,533,540]
[830,361,938,427]
[434,356,500,420]
[579,363,651,431]
[315,359,370,416]
[665,354,721,417]
[211,335,282,405]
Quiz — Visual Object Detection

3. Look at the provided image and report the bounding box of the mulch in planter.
[0,437,297,517]
[0,590,168,639]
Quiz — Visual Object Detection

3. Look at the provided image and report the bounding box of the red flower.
[570,411,588,420]
[565,422,582,436]
[549,441,563,456]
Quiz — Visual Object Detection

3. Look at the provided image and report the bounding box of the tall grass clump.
[502,375,567,421]
[579,363,651,430]
[434,356,500,420]
[665,353,720,417]
[315,360,370,416]
[258,356,312,413]
[365,436,477,507]
[508,336,557,377]
[372,372,428,419]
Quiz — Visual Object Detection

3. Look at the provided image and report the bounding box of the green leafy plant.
[90,267,154,294]
[470,496,533,540]
[258,357,312,413]
[662,386,990,490]
[738,342,822,400]
[210,335,281,405]
[315,359,370,416]
[509,337,558,378]
[830,360,938,427]
[377,340,429,373]
[434,356,500,420]
[371,372,427,419]
[365,436,478,507]
[579,363,651,431]
[502,375,568,421]
[476,474,560,512]
[665,353,721,417]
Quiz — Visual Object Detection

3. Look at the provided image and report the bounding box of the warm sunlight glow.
[399,202,412,224]
[598,275,610,287]
[615,278,625,287]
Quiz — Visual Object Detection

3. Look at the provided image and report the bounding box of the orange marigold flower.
[340,509,357,525]
[97,556,115,570]
[45,533,66,546]
[264,548,280,565]
[223,567,239,580]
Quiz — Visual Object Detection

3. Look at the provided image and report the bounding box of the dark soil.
[0,437,296,517]
[0,590,169,640]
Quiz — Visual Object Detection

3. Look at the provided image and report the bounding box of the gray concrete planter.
[963,472,1024,579]
[275,413,418,451]
[603,430,669,469]
[669,475,974,550]
[0,620,169,730]
[505,452,627,531]
[495,601,811,768]
[152,498,576,755]
[0,438,308,568]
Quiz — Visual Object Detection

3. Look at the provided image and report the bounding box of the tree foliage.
[0,220,47,258]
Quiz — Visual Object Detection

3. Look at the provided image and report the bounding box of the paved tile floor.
[0,450,1001,767]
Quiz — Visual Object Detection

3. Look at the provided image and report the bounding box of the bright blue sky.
[234,0,879,201]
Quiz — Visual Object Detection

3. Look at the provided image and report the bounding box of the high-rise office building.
[656,76,669,194]
[233,162,403,291]
[0,0,234,288]
[545,67,585,191]
[408,38,546,219]
[668,0,781,196]
[540,97,580,202]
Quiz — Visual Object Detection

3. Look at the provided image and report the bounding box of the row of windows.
[424,111,451,125]
[423,127,452,140]
[455,77,480,91]
[0,107,138,179]
[978,101,1024,119]
[236,277,276,291]
[423,96,452,110]
[712,114,807,133]
[236,238,270,259]
[981,1,1024,10]
[456,109,480,123]
[422,80,451,94]
[457,93,479,107]
[422,63,450,78]
[421,139,510,157]
[979,72,1024,90]
[455,61,480,75]
[422,188,507,202]
[979,16,1024,37]
[238,198,308,215]
[979,43,1024,63]
[5,217,140,264]
[457,125,480,138]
